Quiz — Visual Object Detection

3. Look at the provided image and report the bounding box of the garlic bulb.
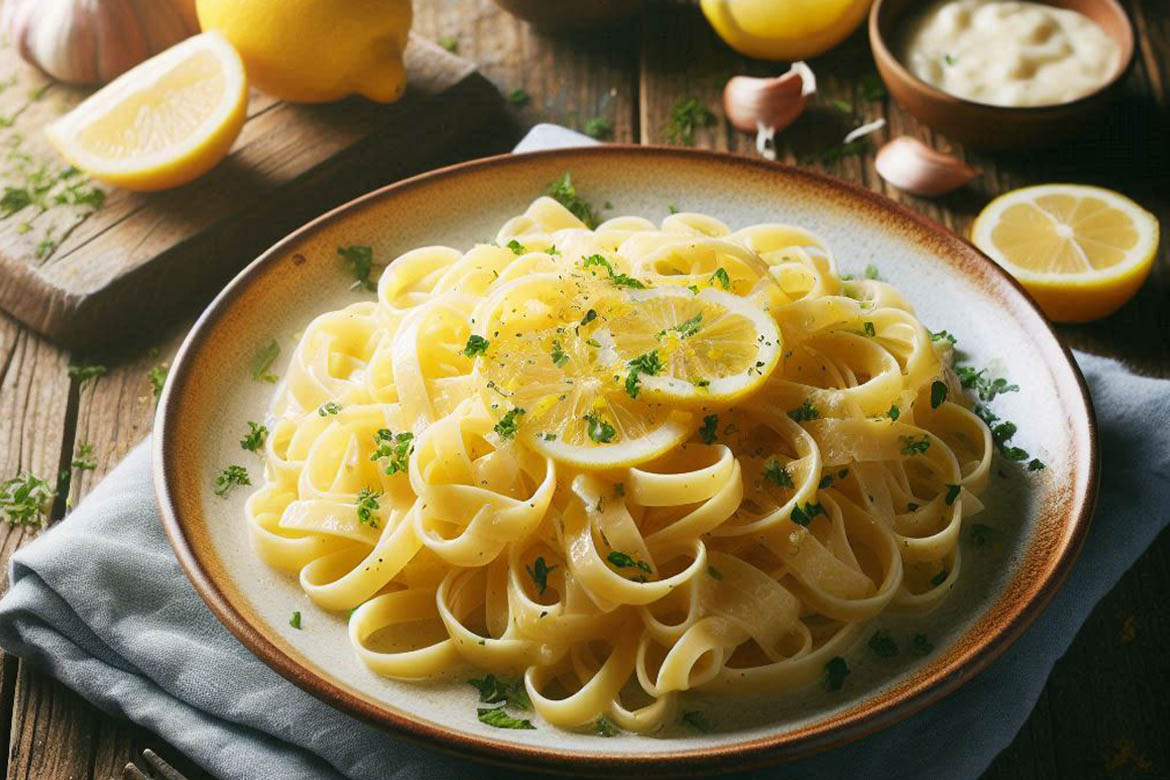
[875,136,980,197]
[723,62,816,160]
[2,0,199,87]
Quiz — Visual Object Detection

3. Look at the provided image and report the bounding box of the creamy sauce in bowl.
[900,0,1120,107]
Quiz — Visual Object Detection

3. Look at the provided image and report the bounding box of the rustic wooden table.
[0,2,1166,778]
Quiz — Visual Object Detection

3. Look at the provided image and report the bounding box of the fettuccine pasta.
[245,195,991,734]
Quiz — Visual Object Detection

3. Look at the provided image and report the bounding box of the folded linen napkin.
[1,127,1167,780]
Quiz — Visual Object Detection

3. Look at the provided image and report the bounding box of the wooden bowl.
[869,0,1135,149]
[491,0,643,31]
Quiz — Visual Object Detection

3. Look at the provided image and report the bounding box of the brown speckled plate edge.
[153,145,1098,777]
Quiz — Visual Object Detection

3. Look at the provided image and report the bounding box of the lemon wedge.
[971,184,1159,322]
[45,31,247,192]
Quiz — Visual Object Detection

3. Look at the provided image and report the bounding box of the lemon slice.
[474,274,692,470]
[45,31,247,192]
[971,184,1159,322]
[604,286,781,404]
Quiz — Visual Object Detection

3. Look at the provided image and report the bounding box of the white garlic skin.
[2,0,198,86]
[875,136,980,197]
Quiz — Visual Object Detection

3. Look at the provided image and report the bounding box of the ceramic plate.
[154,147,1097,775]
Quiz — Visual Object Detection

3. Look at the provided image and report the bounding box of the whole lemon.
[701,0,873,61]
[196,0,412,103]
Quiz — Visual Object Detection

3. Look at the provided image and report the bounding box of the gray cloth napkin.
[2,127,1168,780]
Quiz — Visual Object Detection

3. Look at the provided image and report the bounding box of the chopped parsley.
[863,321,876,337]
[546,171,598,229]
[868,630,898,657]
[241,422,267,453]
[763,460,794,488]
[507,87,530,106]
[864,264,881,280]
[899,435,930,455]
[318,401,341,416]
[250,339,280,383]
[526,556,557,595]
[437,34,458,52]
[787,399,820,422]
[505,239,526,255]
[289,611,302,629]
[707,565,724,580]
[969,523,994,547]
[584,411,616,444]
[819,139,870,164]
[698,414,718,444]
[147,364,168,398]
[478,708,535,729]
[1028,458,1046,471]
[550,340,569,368]
[494,407,526,440]
[469,674,531,710]
[67,363,107,389]
[593,715,620,736]
[824,657,850,691]
[818,475,833,489]
[955,366,1019,403]
[0,473,55,527]
[665,97,715,146]
[832,98,854,114]
[580,308,598,326]
[657,312,702,340]
[338,245,376,291]
[371,429,413,474]
[931,329,957,345]
[944,483,961,505]
[944,53,957,65]
[680,710,711,732]
[790,502,825,527]
[584,117,614,140]
[861,74,886,101]
[668,203,679,214]
[583,253,645,289]
[930,380,948,409]
[356,488,381,527]
[710,267,731,290]
[885,404,900,420]
[72,442,97,471]
[625,349,662,398]
[214,465,250,497]
[607,551,652,574]
[463,335,490,357]
[614,482,625,497]
[930,568,949,586]
[911,633,934,655]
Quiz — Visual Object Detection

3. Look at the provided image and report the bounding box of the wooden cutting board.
[0,35,509,351]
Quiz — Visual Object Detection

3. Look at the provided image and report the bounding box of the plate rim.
[153,144,1098,775]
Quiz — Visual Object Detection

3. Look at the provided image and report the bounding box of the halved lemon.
[971,184,1160,323]
[45,31,247,192]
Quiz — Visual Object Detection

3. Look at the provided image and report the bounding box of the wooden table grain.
[1,2,1166,778]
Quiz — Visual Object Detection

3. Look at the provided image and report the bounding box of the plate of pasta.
[154,147,1096,774]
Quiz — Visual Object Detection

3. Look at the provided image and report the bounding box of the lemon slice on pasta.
[604,286,782,405]
[474,274,692,470]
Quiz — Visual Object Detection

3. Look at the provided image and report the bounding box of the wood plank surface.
[0,36,510,352]
[0,1,1166,778]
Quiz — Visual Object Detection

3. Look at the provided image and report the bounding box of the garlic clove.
[723,61,816,134]
[875,136,980,197]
